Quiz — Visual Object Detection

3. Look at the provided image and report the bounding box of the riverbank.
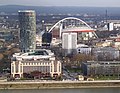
[0,80,120,89]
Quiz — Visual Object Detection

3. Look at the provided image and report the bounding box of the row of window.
[22,62,51,66]
[23,66,51,73]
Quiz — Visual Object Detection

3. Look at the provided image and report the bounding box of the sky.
[0,0,120,7]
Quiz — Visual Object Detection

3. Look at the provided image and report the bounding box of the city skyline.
[0,0,120,7]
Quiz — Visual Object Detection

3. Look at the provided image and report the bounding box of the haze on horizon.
[0,0,120,7]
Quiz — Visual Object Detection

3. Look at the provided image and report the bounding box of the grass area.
[94,75,119,80]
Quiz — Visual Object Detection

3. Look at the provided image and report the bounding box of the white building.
[108,23,114,31]
[36,34,42,48]
[11,49,61,78]
[62,32,77,55]
[107,20,120,31]
[77,44,92,54]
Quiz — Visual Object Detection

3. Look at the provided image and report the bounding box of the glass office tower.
[18,10,36,52]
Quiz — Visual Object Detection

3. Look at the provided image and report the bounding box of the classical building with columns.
[11,50,61,79]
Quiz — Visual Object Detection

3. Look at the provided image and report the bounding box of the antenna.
[105,10,108,23]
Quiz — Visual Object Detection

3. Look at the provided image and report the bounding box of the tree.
[0,53,4,60]
[71,54,95,66]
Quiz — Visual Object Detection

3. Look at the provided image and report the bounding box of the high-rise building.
[42,32,52,48]
[42,32,52,44]
[62,32,77,55]
[18,10,36,52]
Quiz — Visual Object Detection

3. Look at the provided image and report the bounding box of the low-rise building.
[11,49,62,79]
[92,47,119,60]
[82,61,120,76]
[77,44,92,54]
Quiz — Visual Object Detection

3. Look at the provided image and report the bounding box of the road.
[1,80,120,84]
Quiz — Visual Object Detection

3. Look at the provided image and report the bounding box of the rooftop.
[62,27,94,33]
[12,49,54,61]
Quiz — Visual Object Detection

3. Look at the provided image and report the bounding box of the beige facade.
[11,59,61,78]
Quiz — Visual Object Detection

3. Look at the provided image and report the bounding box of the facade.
[107,23,114,31]
[42,32,52,44]
[36,34,42,48]
[11,59,61,78]
[107,20,120,31]
[18,10,36,52]
[82,61,120,76]
[92,47,119,60]
[62,27,97,41]
[77,44,92,54]
[62,32,77,55]
[42,32,52,48]
[11,49,61,78]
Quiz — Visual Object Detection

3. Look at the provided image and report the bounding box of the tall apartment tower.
[62,32,77,55]
[18,10,36,52]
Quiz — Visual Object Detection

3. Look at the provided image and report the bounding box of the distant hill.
[0,5,120,15]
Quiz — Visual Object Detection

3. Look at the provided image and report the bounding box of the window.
[12,65,14,73]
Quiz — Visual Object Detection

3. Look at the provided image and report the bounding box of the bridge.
[48,17,98,39]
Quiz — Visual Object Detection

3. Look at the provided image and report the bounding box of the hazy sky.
[0,0,120,7]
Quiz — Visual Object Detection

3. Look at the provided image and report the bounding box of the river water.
[1,88,120,93]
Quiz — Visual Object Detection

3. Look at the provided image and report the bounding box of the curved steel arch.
[48,17,91,33]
